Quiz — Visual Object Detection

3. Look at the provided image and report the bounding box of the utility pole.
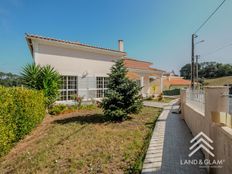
[191,34,195,89]
[196,55,199,88]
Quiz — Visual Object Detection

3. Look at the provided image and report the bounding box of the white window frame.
[96,77,109,98]
[59,76,78,101]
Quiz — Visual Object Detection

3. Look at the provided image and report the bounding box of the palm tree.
[21,64,61,107]
[21,64,41,89]
[41,65,61,106]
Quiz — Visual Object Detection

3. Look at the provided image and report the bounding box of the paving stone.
[142,104,207,174]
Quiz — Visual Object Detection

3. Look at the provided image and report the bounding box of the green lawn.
[0,107,161,174]
[205,76,232,86]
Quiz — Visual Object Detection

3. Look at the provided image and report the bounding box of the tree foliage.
[21,64,61,107]
[0,71,22,87]
[180,62,232,79]
[101,59,143,121]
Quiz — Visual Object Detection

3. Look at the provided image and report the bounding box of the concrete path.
[143,99,179,108]
[142,104,207,174]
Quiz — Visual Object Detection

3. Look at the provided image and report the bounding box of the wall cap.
[204,86,229,89]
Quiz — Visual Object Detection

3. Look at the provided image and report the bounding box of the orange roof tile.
[124,58,152,70]
[168,78,191,85]
[126,72,140,80]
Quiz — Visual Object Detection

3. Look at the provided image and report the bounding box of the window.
[59,76,77,101]
[96,77,109,98]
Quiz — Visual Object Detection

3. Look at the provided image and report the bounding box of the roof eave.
[25,36,34,57]
[25,34,127,57]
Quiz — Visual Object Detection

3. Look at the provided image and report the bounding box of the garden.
[0,60,162,173]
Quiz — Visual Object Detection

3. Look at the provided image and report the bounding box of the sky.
[0,0,232,74]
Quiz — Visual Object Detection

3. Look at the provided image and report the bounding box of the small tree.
[21,64,61,107]
[101,59,143,121]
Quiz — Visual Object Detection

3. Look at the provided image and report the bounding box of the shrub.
[48,104,97,115]
[163,88,180,96]
[157,93,163,101]
[0,86,45,157]
[101,59,143,121]
[21,64,61,107]
[72,94,84,108]
[48,104,67,115]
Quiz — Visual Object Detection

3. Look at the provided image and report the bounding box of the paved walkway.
[143,99,179,109]
[142,104,207,174]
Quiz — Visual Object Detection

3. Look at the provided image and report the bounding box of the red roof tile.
[168,78,191,85]
[124,58,152,70]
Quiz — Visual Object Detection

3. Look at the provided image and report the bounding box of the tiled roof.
[124,58,152,70]
[126,72,140,80]
[25,33,126,54]
[149,67,166,73]
[167,78,191,85]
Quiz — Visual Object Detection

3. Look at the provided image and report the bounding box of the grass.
[0,107,162,174]
[145,97,174,103]
[205,76,232,86]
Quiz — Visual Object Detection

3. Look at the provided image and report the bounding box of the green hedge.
[163,88,180,96]
[0,86,45,157]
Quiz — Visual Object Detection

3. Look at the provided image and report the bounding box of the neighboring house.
[162,72,191,90]
[25,34,164,103]
[124,58,164,96]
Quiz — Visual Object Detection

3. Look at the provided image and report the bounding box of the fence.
[181,87,232,174]
[186,89,205,114]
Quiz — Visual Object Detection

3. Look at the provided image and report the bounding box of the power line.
[194,0,227,34]
[203,42,232,57]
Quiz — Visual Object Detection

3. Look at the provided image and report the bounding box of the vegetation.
[49,104,97,115]
[101,60,143,121]
[163,88,180,96]
[72,94,84,108]
[0,71,22,87]
[0,107,161,173]
[48,104,68,115]
[204,76,232,86]
[0,86,45,157]
[21,64,61,107]
[180,62,232,80]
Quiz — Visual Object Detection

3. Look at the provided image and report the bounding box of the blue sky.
[0,0,232,74]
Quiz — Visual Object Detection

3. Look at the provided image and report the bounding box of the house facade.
[26,34,164,103]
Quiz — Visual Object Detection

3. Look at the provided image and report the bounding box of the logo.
[189,132,214,157]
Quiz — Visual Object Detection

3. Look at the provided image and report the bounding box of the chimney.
[118,40,124,52]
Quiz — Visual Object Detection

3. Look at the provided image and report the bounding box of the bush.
[48,104,67,115]
[163,88,180,96]
[0,86,45,157]
[48,104,97,115]
[72,94,84,108]
[157,93,163,101]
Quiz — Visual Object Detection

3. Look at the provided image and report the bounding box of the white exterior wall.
[30,39,125,102]
[33,40,121,77]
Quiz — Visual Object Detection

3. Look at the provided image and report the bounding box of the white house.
[26,34,164,103]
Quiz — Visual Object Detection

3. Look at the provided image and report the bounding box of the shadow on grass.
[53,113,134,125]
[53,113,111,125]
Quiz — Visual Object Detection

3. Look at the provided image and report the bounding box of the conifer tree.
[101,59,143,121]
